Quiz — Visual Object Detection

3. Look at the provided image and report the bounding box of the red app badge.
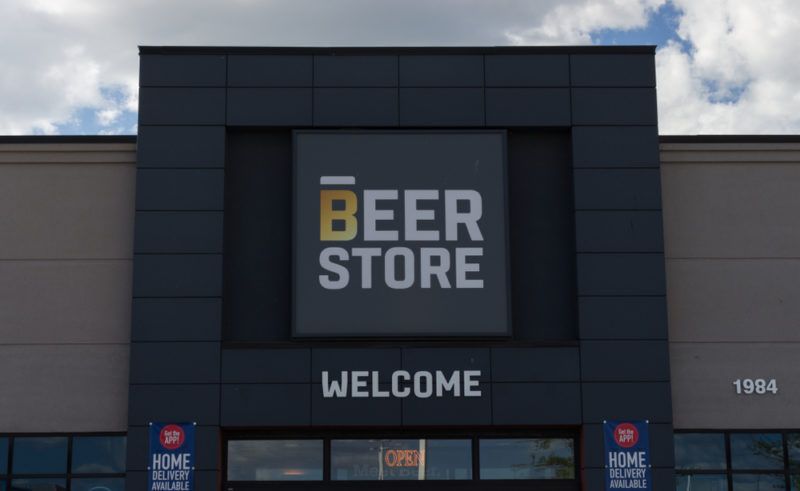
[614,423,639,448]
[159,424,185,450]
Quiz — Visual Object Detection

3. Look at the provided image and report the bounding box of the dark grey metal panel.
[228,55,312,87]
[127,471,219,491]
[492,383,581,425]
[583,423,674,468]
[575,211,664,253]
[491,348,580,382]
[485,55,570,86]
[399,55,483,87]
[572,126,659,168]
[573,169,662,210]
[132,298,222,341]
[140,54,226,87]
[221,385,311,426]
[137,126,225,168]
[571,54,655,87]
[584,468,674,491]
[128,384,220,425]
[507,130,577,341]
[581,340,670,382]
[399,88,484,126]
[312,384,401,426]
[402,389,492,426]
[572,88,658,125]
[222,349,311,383]
[311,348,402,384]
[313,88,398,126]
[485,88,571,126]
[134,211,224,254]
[129,342,220,384]
[138,88,225,125]
[133,254,222,297]
[227,88,312,126]
[578,297,668,340]
[127,425,219,470]
[401,348,490,382]
[576,254,666,296]
[136,169,224,211]
[582,382,672,423]
[224,131,292,342]
[314,55,397,87]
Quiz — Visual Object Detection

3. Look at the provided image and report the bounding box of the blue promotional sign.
[604,420,652,491]
[148,422,195,491]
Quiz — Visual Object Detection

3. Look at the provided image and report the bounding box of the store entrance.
[223,431,580,491]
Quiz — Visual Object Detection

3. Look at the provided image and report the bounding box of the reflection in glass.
[331,439,471,481]
[675,474,728,491]
[674,434,727,470]
[12,438,68,474]
[72,436,127,474]
[791,475,800,491]
[227,440,323,481]
[788,435,800,470]
[0,437,7,474]
[731,434,784,470]
[70,477,125,491]
[479,438,575,480]
[10,478,67,491]
[731,474,786,491]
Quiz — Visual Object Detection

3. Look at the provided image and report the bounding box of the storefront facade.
[0,46,798,491]
[126,45,670,491]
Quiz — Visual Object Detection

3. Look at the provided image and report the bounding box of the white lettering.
[321,371,348,398]
[455,248,483,288]
[385,247,414,289]
[435,370,460,396]
[464,370,482,397]
[351,247,381,288]
[364,190,398,241]
[445,190,483,241]
[414,371,433,398]
[404,190,439,241]
[319,248,349,289]
[420,247,451,288]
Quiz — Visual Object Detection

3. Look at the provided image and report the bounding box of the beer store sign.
[294,131,510,337]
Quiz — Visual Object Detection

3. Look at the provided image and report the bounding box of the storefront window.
[330,439,471,481]
[479,438,575,480]
[675,474,728,491]
[10,478,67,491]
[731,433,784,470]
[71,436,126,474]
[70,477,126,491]
[0,437,7,474]
[675,433,727,470]
[12,437,68,474]
[0,434,124,491]
[788,434,800,470]
[227,440,323,481]
[731,473,786,490]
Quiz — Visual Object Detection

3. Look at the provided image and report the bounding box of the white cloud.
[0,0,798,134]
[656,0,800,133]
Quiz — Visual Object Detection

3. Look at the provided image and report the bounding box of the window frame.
[223,430,580,487]
[675,429,800,491]
[0,432,126,491]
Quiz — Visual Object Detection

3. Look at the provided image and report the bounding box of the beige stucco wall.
[0,142,135,432]
[662,141,800,429]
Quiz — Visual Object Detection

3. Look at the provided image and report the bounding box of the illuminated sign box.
[293,131,510,337]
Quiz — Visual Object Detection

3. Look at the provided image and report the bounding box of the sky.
[1,0,798,136]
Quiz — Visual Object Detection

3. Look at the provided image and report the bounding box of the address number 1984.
[733,378,778,395]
